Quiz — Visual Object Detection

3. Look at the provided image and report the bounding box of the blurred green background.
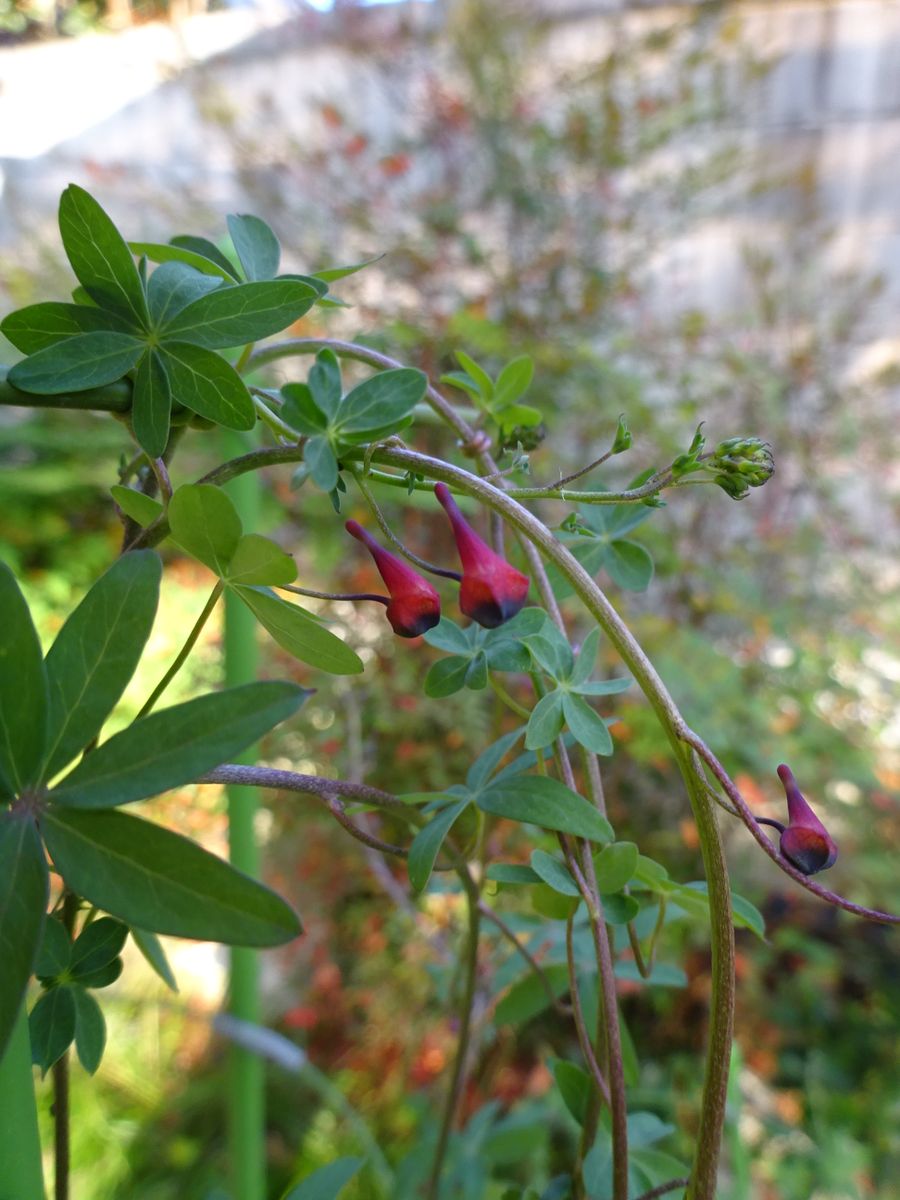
[1,2,899,1197]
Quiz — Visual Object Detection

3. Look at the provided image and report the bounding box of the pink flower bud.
[434,483,529,628]
[774,764,838,875]
[345,520,441,638]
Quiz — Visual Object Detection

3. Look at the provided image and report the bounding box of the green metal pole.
[223,435,265,1200]
[0,1006,46,1200]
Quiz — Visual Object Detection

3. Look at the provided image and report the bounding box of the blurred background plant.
[1,1,898,1197]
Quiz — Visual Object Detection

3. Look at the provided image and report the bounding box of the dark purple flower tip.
[775,763,838,875]
[434,482,529,628]
[346,520,441,638]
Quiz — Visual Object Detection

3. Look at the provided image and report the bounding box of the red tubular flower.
[770,764,839,875]
[345,520,441,638]
[434,483,530,628]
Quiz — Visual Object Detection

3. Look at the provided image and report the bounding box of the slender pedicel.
[345,519,441,638]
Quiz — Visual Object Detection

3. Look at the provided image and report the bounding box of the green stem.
[425,877,481,1200]
[0,1005,46,1200]
[487,675,531,720]
[223,437,265,1200]
[135,581,224,719]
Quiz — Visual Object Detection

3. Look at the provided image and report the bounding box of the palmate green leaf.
[129,239,239,282]
[110,486,164,527]
[58,185,149,326]
[466,726,525,791]
[0,562,48,791]
[336,368,427,434]
[485,863,542,886]
[561,693,614,756]
[407,798,470,893]
[603,539,654,592]
[551,1058,591,1126]
[72,987,106,1074]
[525,690,565,750]
[569,628,600,687]
[454,350,493,400]
[70,917,128,977]
[530,850,580,897]
[146,261,224,327]
[35,918,71,979]
[423,617,473,655]
[159,341,255,431]
[600,893,641,925]
[234,586,363,675]
[41,551,161,782]
[131,927,178,991]
[74,958,122,990]
[131,349,172,457]
[478,776,614,844]
[283,1157,364,1200]
[168,483,242,575]
[280,382,329,434]
[0,814,48,1061]
[159,279,321,348]
[308,349,342,419]
[227,214,280,282]
[0,300,135,354]
[50,681,308,809]
[593,842,639,895]
[424,655,470,698]
[492,356,533,410]
[7,332,145,394]
[29,985,76,1075]
[225,534,297,586]
[532,881,579,921]
[304,436,339,492]
[40,808,301,945]
[465,651,489,690]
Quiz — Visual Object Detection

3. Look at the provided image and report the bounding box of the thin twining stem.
[566,913,612,1108]
[633,1180,692,1200]
[351,468,462,580]
[278,583,389,606]
[479,901,572,1018]
[680,728,900,926]
[626,895,667,980]
[136,581,224,719]
[534,447,616,492]
[324,797,410,859]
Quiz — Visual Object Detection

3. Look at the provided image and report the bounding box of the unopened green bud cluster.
[710,437,774,499]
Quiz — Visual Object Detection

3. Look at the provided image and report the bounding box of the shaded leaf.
[129,239,239,281]
[593,842,639,895]
[235,587,363,675]
[131,927,178,992]
[0,814,48,1061]
[551,1058,591,1126]
[281,382,328,435]
[603,539,654,592]
[407,799,470,893]
[70,917,129,977]
[35,918,71,979]
[530,850,580,897]
[283,1157,364,1200]
[561,693,614,756]
[7,332,145,394]
[525,690,565,750]
[424,656,470,698]
[495,964,569,1025]
[478,776,614,843]
[72,987,106,1074]
[29,985,76,1075]
[304,436,339,493]
[131,349,172,457]
[146,261,224,327]
[0,562,48,790]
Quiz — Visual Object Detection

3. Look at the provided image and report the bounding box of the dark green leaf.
[73,959,122,990]
[0,301,135,354]
[576,502,653,539]
[227,214,280,282]
[532,882,579,921]
[42,551,161,781]
[7,332,145,394]
[465,651,489,690]
[675,882,766,940]
[478,776,614,843]
[35,918,71,979]
[59,185,148,326]
[628,1112,676,1148]
[283,1157,364,1200]
[571,678,632,697]
[525,690,565,750]
[551,1058,591,1126]
[336,368,427,434]
[603,540,654,592]
[70,917,128,976]
[308,349,343,420]
[280,382,328,434]
[613,961,687,988]
[29,985,76,1075]
[484,640,531,672]
[159,341,254,430]
[530,850,580,897]
[0,562,48,790]
[593,842,639,894]
[600,893,641,925]
[631,855,669,891]
[466,727,526,791]
[131,349,172,457]
[234,587,364,675]
[110,486,164,527]
[492,356,533,410]
[569,628,600,687]
[495,964,569,1025]
[129,239,239,281]
[561,693,614,756]
[131,927,178,992]
[407,798,470,893]
[72,987,106,1074]
[524,627,574,680]
[168,483,243,575]
[50,682,308,809]
[160,280,318,348]
[146,261,224,327]
[40,809,301,945]
[0,814,48,1060]
[485,863,542,886]
[304,436,339,493]
[225,534,297,586]
[423,618,472,655]
[424,656,470,698]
